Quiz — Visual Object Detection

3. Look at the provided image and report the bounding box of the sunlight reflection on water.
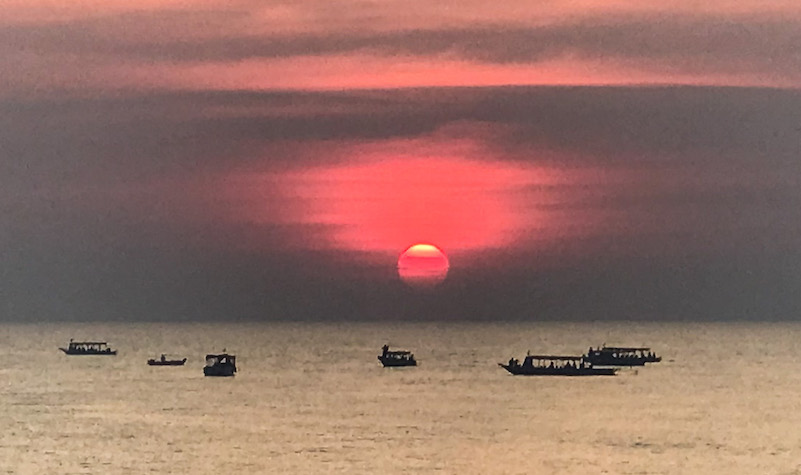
[2,321,801,474]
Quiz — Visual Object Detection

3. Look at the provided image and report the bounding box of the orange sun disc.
[397,243,450,287]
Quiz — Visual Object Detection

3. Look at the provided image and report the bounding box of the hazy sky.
[2,1,801,321]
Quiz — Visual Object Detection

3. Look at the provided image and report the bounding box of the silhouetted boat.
[59,339,117,355]
[204,352,236,377]
[147,354,187,366]
[584,346,661,366]
[378,344,417,367]
[499,354,617,376]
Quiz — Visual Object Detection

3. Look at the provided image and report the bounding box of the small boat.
[59,339,117,355]
[499,354,617,376]
[204,352,236,377]
[378,344,417,367]
[584,346,661,366]
[147,354,187,366]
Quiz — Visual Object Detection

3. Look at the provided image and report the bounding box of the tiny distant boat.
[584,346,662,366]
[204,352,236,377]
[59,339,117,355]
[147,354,187,366]
[378,344,417,367]
[499,353,616,376]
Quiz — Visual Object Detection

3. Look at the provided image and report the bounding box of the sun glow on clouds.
[227,132,550,260]
[288,157,526,253]
[8,55,797,99]
[5,0,801,97]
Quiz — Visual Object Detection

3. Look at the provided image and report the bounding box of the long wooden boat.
[499,354,616,376]
[147,355,187,366]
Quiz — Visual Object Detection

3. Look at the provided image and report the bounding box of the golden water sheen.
[2,321,800,474]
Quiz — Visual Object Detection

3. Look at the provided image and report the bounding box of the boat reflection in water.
[499,353,617,376]
[585,346,661,366]
[204,352,236,377]
[378,344,417,367]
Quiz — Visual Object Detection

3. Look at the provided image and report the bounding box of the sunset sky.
[2,1,801,321]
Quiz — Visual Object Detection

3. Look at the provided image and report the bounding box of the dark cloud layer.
[2,86,801,321]
[2,86,799,185]
[4,13,801,79]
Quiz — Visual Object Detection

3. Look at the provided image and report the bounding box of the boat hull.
[378,356,417,367]
[59,348,117,355]
[498,363,617,376]
[148,358,187,366]
[585,356,661,366]
[204,365,236,377]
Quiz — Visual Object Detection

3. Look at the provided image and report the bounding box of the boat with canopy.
[584,346,661,366]
[59,339,117,355]
[499,353,617,376]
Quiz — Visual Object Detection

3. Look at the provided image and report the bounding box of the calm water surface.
[1,322,801,474]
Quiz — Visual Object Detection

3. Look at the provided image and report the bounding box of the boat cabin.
[509,354,588,370]
[592,346,653,356]
[585,345,661,365]
[205,353,236,367]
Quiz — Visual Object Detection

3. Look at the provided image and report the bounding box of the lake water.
[1,321,800,474]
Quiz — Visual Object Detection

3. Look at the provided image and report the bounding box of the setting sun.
[397,243,450,287]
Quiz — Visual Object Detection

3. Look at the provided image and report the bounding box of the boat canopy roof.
[600,346,651,352]
[70,341,108,345]
[386,350,412,355]
[205,353,234,359]
[525,355,583,361]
